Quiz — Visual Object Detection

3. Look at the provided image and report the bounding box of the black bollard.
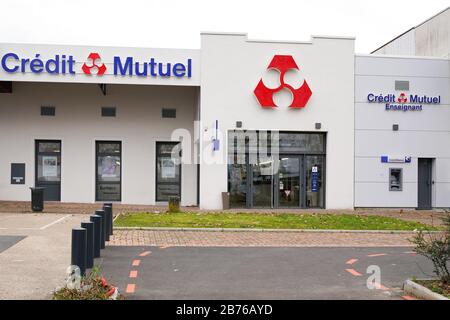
[95,210,106,249]
[81,222,94,269]
[103,208,111,242]
[103,205,113,239]
[90,215,102,258]
[71,228,87,277]
[103,203,113,235]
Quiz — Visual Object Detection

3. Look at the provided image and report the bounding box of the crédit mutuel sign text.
[367,92,441,111]
[0,52,193,78]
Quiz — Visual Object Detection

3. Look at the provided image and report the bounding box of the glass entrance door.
[227,131,326,209]
[305,155,325,208]
[277,156,301,207]
[35,140,61,201]
[251,156,273,207]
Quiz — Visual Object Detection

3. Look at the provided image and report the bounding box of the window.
[35,140,61,201]
[41,106,55,116]
[277,133,325,153]
[389,168,402,191]
[156,142,181,201]
[162,108,177,119]
[96,141,121,201]
[395,80,409,91]
[101,107,116,117]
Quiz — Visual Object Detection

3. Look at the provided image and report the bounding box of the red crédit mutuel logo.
[82,53,107,76]
[253,55,312,108]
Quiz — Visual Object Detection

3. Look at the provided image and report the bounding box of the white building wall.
[355,55,450,207]
[0,82,198,205]
[199,33,355,209]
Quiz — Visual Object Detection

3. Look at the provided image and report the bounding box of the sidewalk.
[108,229,416,247]
[0,213,88,299]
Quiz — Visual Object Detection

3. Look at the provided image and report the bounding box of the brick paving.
[108,229,417,247]
[1,200,447,247]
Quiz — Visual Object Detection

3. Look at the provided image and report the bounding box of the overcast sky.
[1,0,448,53]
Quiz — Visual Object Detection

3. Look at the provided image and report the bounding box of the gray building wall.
[373,7,450,58]
[355,54,450,208]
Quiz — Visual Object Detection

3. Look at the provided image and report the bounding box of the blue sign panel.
[311,166,319,192]
[381,156,411,163]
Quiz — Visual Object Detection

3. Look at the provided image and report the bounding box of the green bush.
[411,214,450,284]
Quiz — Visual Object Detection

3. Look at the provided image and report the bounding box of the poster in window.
[161,159,176,179]
[311,166,319,192]
[101,156,119,178]
[42,156,58,177]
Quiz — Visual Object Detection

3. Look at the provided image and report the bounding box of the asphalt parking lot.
[0,213,89,299]
[0,235,26,253]
[100,246,434,300]
[0,211,439,300]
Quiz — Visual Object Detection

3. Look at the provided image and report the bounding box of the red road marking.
[345,268,362,276]
[132,259,141,266]
[367,253,387,257]
[403,251,416,255]
[139,251,151,257]
[126,284,135,294]
[129,270,138,278]
[373,283,389,291]
[346,258,358,265]
[402,295,417,300]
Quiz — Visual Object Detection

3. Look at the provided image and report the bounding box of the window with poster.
[96,141,121,201]
[156,142,181,202]
[35,140,61,201]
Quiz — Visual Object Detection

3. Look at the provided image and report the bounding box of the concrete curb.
[403,279,449,300]
[112,212,121,223]
[113,226,433,234]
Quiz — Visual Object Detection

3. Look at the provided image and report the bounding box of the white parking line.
[39,214,71,230]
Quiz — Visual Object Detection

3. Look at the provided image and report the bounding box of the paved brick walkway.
[108,230,416,247]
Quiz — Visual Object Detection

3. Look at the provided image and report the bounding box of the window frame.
[95,141,122,202]
[155,141,182,202]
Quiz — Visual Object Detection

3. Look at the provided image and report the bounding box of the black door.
[35,140,61,201]
[418,158,433,209]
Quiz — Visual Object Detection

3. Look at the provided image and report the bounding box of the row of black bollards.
[71,203,114,276]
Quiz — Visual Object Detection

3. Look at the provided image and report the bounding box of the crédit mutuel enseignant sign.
[367,92,441,111]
